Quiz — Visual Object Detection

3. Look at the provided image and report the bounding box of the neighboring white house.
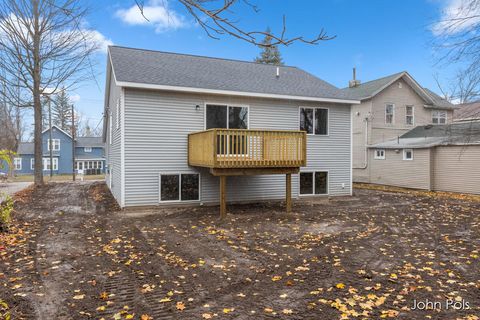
[103,46,359,210]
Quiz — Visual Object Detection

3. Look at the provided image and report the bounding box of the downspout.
[353,116,370,169]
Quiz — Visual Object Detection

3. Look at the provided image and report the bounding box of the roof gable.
[42,125,72,139]
[342,71,455,110]
[108,46,358,103]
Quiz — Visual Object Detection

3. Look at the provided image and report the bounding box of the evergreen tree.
[52,88,72,132]
[254,28,284,65]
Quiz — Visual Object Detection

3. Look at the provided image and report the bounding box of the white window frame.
[403,149,414,161]
[203,103,250,130]
[158,173,201,203]
[298,107,329,136]
[47,139,60,151]
[374,149,386,160]
[30,158,34,170]
[385,104,395,124]
[432,110,447,124]
[405,105,414,126]
[299,170,329,196]
[42,158,58,170]
[84,147,92,153]
[13,157,22,170]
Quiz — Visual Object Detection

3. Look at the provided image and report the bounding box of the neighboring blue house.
[5,125,105,176]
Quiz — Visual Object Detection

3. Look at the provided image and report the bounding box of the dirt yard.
[1,182,479,320]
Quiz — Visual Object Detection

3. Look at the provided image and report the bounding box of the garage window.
[160,173,200,202]
[374,149,386,160]
[403,149,414,161]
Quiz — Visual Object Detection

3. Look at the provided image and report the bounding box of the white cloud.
[82,29,113,53]
[115,0,186,33]
[69,93,81,103]
[432,0,480,35]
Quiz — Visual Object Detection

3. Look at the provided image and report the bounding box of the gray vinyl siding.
[368,148,431,190]
[122,89,352,207]
[433,145,480,195]
[105,78,123,205]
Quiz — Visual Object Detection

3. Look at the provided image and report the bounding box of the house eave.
[115,80,361,105]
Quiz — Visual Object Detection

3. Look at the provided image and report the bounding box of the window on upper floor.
[13,158,22,170]
[84,147,92,153]
[374,149,386,160]
[206,104,248,129]
[406,105,414,125]
[299,107,329,135]
[432,110,447,124]
[385,104,395,124]
[47,139,60,151]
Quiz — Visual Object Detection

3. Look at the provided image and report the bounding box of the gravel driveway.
[0,182,31,202]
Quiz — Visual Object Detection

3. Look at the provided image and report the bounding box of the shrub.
[0,194,13,232]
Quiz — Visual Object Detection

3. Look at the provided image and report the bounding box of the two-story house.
[103,46,359,213]
[342,71,456,184]
[8,125,105,176]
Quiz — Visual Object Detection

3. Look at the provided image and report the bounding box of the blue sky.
[70,0,459,129]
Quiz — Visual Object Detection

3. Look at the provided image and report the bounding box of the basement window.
[374,149,386,160]
[300,171,328,195]
[159,173,200,202]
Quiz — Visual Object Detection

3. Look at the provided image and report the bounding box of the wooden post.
[286,173,292,213]
[220,175,227,218]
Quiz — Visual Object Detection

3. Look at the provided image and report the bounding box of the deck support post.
[286,173,292,213]
[220,175,227,218]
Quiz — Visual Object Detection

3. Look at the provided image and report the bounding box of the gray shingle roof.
[17,142,33,154]
[76,137,103,148]
[370,122,480,149]
[342,71,455,110]
[108,46,355,101]
[422,88,456,110]
[341,72,404,100]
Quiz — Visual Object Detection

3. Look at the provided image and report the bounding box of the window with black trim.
[160,173,200,202]
[300,171,328,195]
[300,107,328,135]
[206,104,248,129]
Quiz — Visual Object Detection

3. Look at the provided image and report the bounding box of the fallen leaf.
[176,301,186,311]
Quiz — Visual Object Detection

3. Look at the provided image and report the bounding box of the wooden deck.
[188,129,307,169]
[188,129,307,218]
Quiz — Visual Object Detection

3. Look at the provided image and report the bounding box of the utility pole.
[71,104,75,181]
[48,96,53,178]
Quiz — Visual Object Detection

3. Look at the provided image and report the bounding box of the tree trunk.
[33,0,43,186]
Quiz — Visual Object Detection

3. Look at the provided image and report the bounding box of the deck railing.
[188,129,306,168]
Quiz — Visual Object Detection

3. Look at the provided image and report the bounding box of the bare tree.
[135,0,334,46]
[434,67,480,103]
[433,0,480,71]
[0,0,99,186]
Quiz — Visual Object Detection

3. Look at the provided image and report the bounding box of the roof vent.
[276,67,280,78]
[425,124,433,130]
[349,67,361,88]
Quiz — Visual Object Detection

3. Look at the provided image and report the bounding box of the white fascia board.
[115,80,361,105]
